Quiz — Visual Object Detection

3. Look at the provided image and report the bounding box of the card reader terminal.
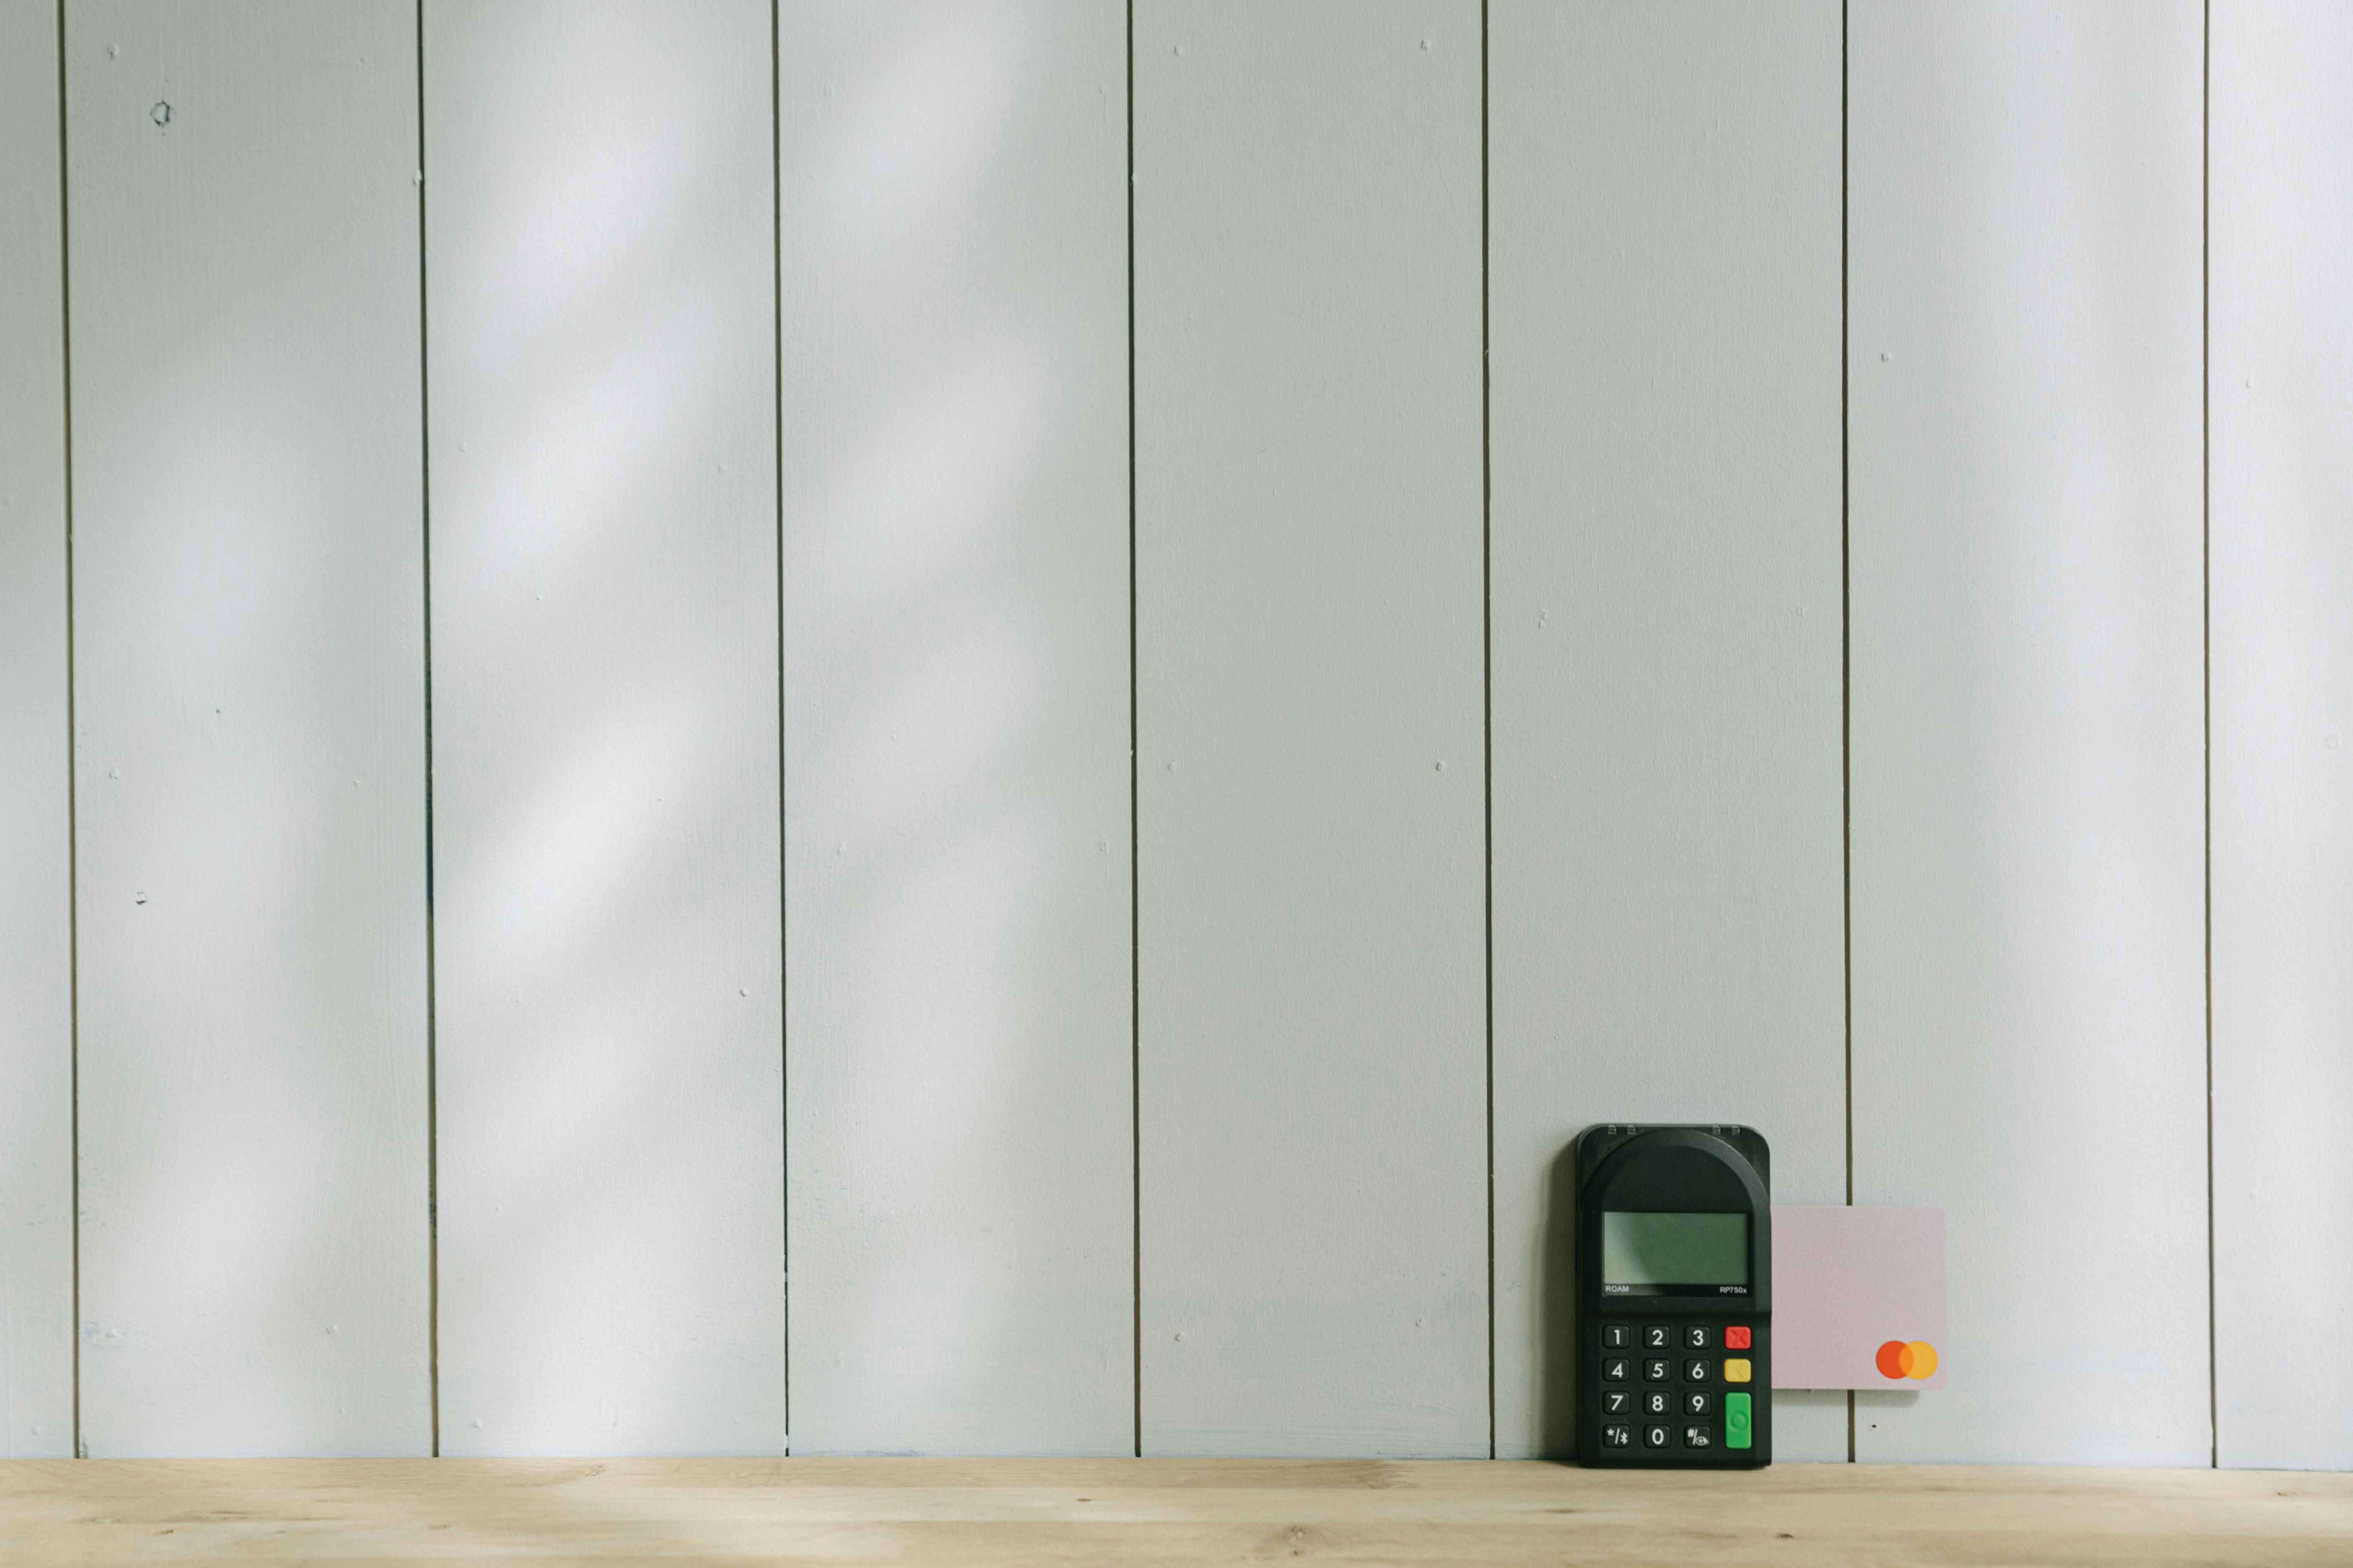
[1576,1124,1772,1468]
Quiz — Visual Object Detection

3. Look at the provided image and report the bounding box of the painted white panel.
[0,0,73,1461]
[68,0,429,1456]
[779,1,1131,1456]
[1488,0,1847,1464]
[1848,1,2208,1464]
[427,0,784,1456]
[2212,0,2353,1475]
[1135,1,1486,1458]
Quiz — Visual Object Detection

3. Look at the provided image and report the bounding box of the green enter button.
[1725,1392,1753,1450]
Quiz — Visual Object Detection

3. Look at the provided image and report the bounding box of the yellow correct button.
[1723,1358,1752,1384]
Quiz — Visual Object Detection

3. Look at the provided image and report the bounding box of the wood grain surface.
[1,1458,2347,1566]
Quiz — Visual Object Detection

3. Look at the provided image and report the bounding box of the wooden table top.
[2,1456,2347,1566]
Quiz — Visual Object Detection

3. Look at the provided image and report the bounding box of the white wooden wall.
[67,0,432,1456]
[425,0,784,1457]
[780,0,1132,1456]
[1488,0,1847,1464]
[1848,0,2210,1465]
[3,0,2348,1470]
[2211,0,2353,1474]
[0,0,74,1463]
[1134,0,1486,1459]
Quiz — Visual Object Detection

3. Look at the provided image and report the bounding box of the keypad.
[1594,1322,1761,1460]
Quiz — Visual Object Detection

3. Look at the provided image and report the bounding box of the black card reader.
[1575,1124,1772,1468]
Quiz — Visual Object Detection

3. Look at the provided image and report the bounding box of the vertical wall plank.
[428,0,784,1456]
[68,0,428,1456]
[1488,0,1847,1463]
[2212,0,2353,1475]
[780,0,1132,1456]
[1849,1,2208,1464]
[0,0,73,1461]
[1134,0,1485,1458]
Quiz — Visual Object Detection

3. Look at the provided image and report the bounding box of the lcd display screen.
[1601,1211,1750,1295]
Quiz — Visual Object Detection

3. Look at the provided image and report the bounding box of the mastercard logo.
[1876,1339,1939,1380]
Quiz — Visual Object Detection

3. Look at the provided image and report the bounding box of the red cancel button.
[1724,1326,1752,1350]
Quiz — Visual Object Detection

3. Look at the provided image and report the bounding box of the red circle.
[1875,1340,1908,1379]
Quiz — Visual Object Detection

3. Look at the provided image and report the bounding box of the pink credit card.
[1771,1206,1946,1390]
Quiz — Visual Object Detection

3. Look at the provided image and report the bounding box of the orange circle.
[1875,1340,1907,1379]
[1904,1341,1938,1380]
